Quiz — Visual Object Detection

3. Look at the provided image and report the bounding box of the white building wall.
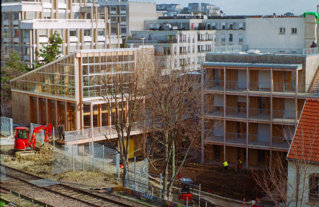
[246,17,306,49]
[287,161,319,207]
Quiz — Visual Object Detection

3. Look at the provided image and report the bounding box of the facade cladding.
[202,53,319,167]
[10,46,154,133]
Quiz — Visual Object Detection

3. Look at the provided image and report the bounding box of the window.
[111,16,116,22]
[70,30,77,36]
[98,30,104,36]
[239,34,243,43]
[291,28,297,34]
[121,28,126,34]
[221,23,226,30]
[86,13,91,19]
[121,5,126,11]
[229,24,233,29]
[221,34,225,42]
[309,174,319,200]
[279,27,285,34]
[229,34,233,42]
[121,16,126,22]
[239,23,244,29]
[84,30,91,36]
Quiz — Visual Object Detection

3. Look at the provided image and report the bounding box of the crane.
[14,124,52,151]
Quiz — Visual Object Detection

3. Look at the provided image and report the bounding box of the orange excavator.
[14,124,52,153]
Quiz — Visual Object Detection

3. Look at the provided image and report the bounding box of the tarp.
[303,12,319,23]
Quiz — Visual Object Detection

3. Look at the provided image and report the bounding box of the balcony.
[205,80,224,91]
[226,107,246,119]
[225,132,246,146]
[273,110,299,124]
[272,136,290,150]
[249,82,271,93]
[248,134,270,148]
[226,81,247,93]
[249,108,270,120]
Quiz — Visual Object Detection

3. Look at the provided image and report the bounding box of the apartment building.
[246,14,318,51]
[144,15,246,47]
[98,0,158,39]
[1,0,122,68]
[156,4,183,15]
[10,46,154,136]
[201,52,319,168]
[128,30,216,74]
[188,3,221,16]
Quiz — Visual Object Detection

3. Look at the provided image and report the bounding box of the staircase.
[308,66,319,94]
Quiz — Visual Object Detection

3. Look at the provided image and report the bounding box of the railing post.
[199,183,201,207]
[103,145,105,173]
[53,127,55,151]
[160,173,162,199]
[93,143,95,172]
[72,145,74,172]
[83,145,85,171]
[134,156,136,190]
[116,151,120,179]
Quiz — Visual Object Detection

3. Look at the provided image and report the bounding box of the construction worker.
[58,124,62,140]
[236,159,243,174]
[61,124,65,140]
[223,161,228,173]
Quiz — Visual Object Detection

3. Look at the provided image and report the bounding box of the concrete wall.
[246,17,306,49]
[128,2,158,36]
[12,92,30,124]
[287,161,319,207]
[305,54,319,86]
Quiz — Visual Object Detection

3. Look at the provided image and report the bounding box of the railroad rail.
[0,164,133,207]
[0,186,53,207]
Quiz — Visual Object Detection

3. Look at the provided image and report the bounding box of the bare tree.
[101,48,154,186]
[253,120,319,207]
[145,69,206,200]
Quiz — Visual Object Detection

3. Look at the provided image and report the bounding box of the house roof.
[287,99,319,163]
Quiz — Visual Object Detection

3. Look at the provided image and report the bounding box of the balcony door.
[285,71,296,91]
[214,69,224,86]
[259,97,270,115]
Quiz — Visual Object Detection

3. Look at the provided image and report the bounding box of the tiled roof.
[287,99,319,163]
[202,62,303,69]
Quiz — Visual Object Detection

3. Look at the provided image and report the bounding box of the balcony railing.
[272,136,290,149]
[225,132,246,145]
[204,80,319,96]
[226,107,246,118]
[249,108,270,119]
[248,134,270,147]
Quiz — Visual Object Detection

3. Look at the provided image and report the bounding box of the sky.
[155,0,319,16]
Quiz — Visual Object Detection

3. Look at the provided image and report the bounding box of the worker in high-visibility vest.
[236,159,243,174]
[223,161,229,173]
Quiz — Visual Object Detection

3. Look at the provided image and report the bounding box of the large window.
[70,30,77,37]
[84,30,91,36]
[309,174,319,200]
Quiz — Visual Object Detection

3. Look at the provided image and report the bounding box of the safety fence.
[125,158,148,193]
[52,142,120,176]
[124,170,202,207]
[30,123,45,144]
[0,116,13,137]
[0,165,6,182]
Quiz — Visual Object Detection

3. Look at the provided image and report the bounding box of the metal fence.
[125,158,148,193]
[52,142,120,175]
[0,165,6,182]
[30,123,45,144]
[0,116,13,137]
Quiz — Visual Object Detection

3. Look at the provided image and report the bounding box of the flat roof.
[202,62,303,69]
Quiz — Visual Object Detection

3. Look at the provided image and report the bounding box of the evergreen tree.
[35,31,63,68]
[1,52,26,116]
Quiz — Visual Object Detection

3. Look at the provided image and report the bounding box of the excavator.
[13,124,52,156]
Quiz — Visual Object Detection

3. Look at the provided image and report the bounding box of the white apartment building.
[98,0,158,39]
[128,30,216,74]
[246,15,318,52]
[188,3,221,16]
[1,0,122,68]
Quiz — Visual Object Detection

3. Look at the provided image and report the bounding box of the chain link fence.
[0,116,13,137]
[52,142,120,175]
[0,165,6,182]
[30,123,45,144]
[125,158,148,193]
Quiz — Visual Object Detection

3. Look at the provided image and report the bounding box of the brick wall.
[12,92,30,124]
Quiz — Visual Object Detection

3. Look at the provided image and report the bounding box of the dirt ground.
[0,140,120,188]
[149,161,264,201]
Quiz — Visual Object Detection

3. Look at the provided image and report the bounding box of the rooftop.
[287,99,319,163]
[202,62,303,69]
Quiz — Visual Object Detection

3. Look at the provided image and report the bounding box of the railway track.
[0,186,53,207]
[0,164,133,207]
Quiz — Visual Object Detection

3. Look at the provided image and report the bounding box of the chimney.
[317,5,319,13]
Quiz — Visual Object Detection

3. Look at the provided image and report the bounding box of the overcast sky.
[155,0,319,16]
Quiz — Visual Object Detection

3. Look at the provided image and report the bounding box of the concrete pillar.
[65,102,68,131]
[46,98,49,125]
[223,66,226,161]
[200,65,204,164]
[269,68,273,168]
[295,70,298,127]
[37,96,40,125]
[246,67,249,168]
[90,103,94,137]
